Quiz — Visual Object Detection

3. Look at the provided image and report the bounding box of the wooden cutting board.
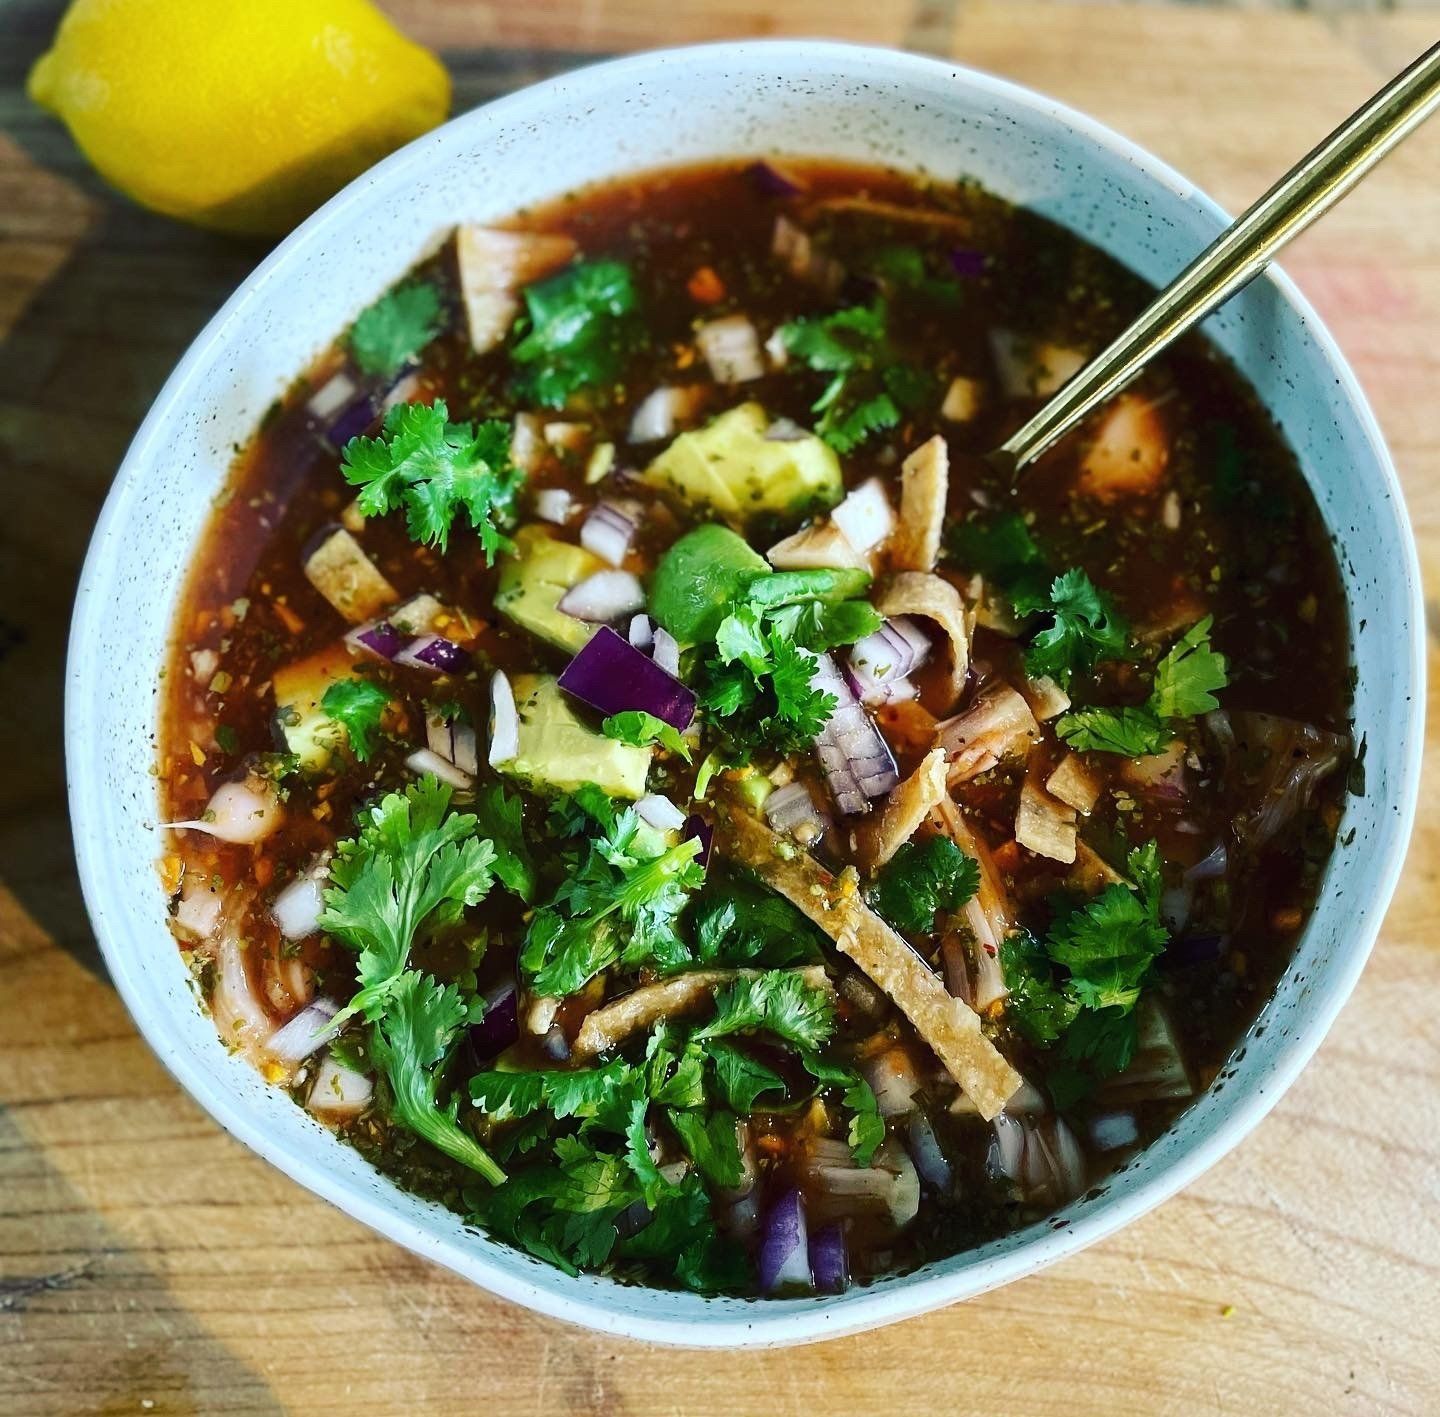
[2,3,1437,1412]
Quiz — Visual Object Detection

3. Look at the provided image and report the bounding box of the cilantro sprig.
[602,710,692,762]
[319,677,390,762]
[778,300,933,452]
[870,836,980,936]
[340,399,523,559]
[349,280,443,378]
[1057,617,1228,756]
[1002,840,1169,1090]
[510,259,642,408]
[1011,568,1129,688]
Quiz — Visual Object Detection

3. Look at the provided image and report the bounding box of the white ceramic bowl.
[67,40,1424,1347]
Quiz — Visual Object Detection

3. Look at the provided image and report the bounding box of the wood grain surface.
[2,2,1438,1413]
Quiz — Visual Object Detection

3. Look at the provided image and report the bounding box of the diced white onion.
[173,874,223,940]
[558,569,645,623]
[271,864,327,941]
[636,795,687,832]
[165,777,283,845]
[628,614,655,652]
[306,370,358,422]
[425,712,479,776]
[489,672,518,766]
[1089,1111,1140,1152]
[307,1052,373,1117]
[266,998,340,1065]
[652,627,681,677]
[511,413,545,473]
[831,478,895,554]
[579,500,639,567]
[861,1048,920,1118]
[628,386,704,444]
[535,488,575,524]
[697,314,765,384]
[764,781,824,839]
[406,747,474,791]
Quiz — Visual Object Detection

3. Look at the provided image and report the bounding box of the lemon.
[28,0,450,237]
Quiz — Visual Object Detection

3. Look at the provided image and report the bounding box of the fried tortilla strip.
[875,572,970,712]
[718,809,1022,1119]
[571,965,834,1060]
[851,747,948,871]
[892,435,949,573]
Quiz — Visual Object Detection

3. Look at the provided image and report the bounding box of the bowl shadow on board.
[0,40,597,984]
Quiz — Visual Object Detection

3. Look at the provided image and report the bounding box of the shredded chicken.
[717,809,1023,1119]
[891,435,948,573]
[850,748,948,871]
[875,573,970,712]
[1078,392,1169,500]
[571,965,834,1060]
[936,680,1039,783]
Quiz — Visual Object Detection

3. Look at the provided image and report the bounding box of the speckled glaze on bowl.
[66,41,1423,1347]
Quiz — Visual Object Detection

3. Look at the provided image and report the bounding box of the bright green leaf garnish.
[668,1107,744,1189]
[468,783,539,904]
[510,259,641,408]
[869,836,980,936]
[340,399,523,560]
[319,677,389,762]
[1011,567,1129,688]
[349,280,443,378]
[695,970,837,1053]
[370,970,505,1185]
[602,710,693,762]
[320,776,499,1028]
[705,1040,788,1112]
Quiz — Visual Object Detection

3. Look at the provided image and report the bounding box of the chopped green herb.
[319,677,390,762]
[695,970,837,1052]
[349,280,443,378]
[1011,567,1129,688]
[340,399,522,559]
[870,836,980,936]
[602,710,693,762]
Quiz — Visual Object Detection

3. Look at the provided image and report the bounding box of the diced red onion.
[987,1113,1026,1183]
[1161,883,1194,933]
[747,160,808,198]
[949,248,987,278]
[808,1223,849,1295]
[557,569,646,623]
[1185,842,1229,882]
[809,654,898,814]
[394,634,470,675]
[831,478,895,555]
[579,501,639,566]
[266,998,339,1065]
[636,794,687,832]
[470,978,519,1062]
[764,416,807,442]
[906,1111,954,1193]
[271,863,327,941]
[346,619,407,662]
[759,1187,812,1294]
[771,215,844,295]
[307,1052,373,1117]
[1089,1111,1139,1152]
[847,616,931,706]
[534,488,575,524]
[652,627,680,677]
[628,613,654,652]
[685,814,713,868]
[488,671,519,766]
[765,782,825,838]
[406,747,473,790]
[557,626,696,731]
[541,1023,570,1062]
[426,712,479,776]
[628,386,705,444]
[697,315,765,384]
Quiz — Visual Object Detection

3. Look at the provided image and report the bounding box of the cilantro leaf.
[469,783,538,903]
[778,300,927,452]
[319,677,389,762]
[796,1051,885,1166]
[690,867,825,968]
[1060,1005,1139,1076]
[340,399,522,560]
[705,1041,788,1112]
[469,1056,639,1125]
[625,1094,682,1207]
[869,836,980,935]
[947,511,1055,608]
[369,970,504,1184]
[1056,618,1228,756]
[618,1171,750,1293]
[349,280,443,378]
[645,1026,708,1109]
[668,1108,744,1189]
[511,259,641,408]
[602,710,693,762]
[696,970,837,1052]
[1150,615,1228,719]
[1012,568,1129,687]
[321,777,497,1027]
[999,931,1081,1047]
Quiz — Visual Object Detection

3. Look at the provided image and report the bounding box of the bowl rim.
[65,37,1425,1348]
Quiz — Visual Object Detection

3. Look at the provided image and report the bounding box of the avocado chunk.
[497,674,651,798]
[495,525,606,653]
[649,524,769,644]
[271,642,361,771]
[641,402,842,527]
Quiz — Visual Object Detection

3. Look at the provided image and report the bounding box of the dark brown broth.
[159,159,1350,1289]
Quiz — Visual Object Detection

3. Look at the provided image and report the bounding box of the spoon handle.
[998,40,1440,474]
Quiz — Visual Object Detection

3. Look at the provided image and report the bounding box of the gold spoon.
[992,39,1440,476]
